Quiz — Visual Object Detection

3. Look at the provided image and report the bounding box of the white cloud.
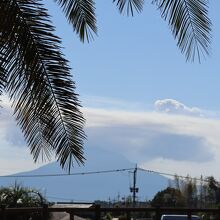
[81,95,146,111]
[83,107,220,178]
[140,158,218,179]
[154,99,202,117]
[0,96,46,175]
[0,96,25,147]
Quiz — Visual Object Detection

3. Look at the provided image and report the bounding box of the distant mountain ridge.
[0,147,169,202]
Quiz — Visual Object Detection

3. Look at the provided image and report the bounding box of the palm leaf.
[55,0,97,42]
[153,0,211,61]
[113,0,144,16]
[0,64,7,96]
[0,0,85,171]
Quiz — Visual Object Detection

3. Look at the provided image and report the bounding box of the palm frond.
[153,0,211,62]
[0,0,85,171]
[113,0,144,16]
[55,0,97,42]
[0,65,7,96]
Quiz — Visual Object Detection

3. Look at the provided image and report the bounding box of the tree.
[180,176,198,207]
[168,175,220,208]
[151,187,186,207]
[0,0,211,170]
[0,183,49,220]
[205,176,220,205]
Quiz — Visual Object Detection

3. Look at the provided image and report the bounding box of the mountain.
[0,147,169,202]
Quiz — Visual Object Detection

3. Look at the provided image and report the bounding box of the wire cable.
[0,168,134,178]
[0,166,215,184]
[137,167,212,183]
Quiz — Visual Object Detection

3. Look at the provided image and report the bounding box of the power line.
[0,168,134,178]
[137,167,212,183]
[0,166,215,184]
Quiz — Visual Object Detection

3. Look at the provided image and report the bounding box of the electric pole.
[130,164,138,207]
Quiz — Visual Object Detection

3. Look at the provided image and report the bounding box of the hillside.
[0,147,169,202]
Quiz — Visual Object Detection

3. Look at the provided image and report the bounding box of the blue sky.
[1,1,220,179]
[45,0,220,110]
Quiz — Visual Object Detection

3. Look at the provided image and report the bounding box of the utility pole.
[130,164,138,207]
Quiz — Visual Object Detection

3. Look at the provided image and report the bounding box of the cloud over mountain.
[155,99,202,117]
[83,107,220,178]
[0,96,220,179]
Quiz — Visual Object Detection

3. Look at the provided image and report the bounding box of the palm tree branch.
[0,59,7,96]
[113,0,144,16]
[54,0,97,42]
[0,0,85,170]
[153,0,211,61]
[1,43,55,162]
[0,2,60,162]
